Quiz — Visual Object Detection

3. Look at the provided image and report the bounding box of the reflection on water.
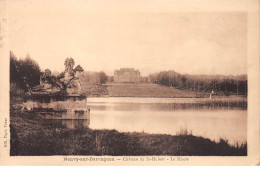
[41,119,90,129]
[87,97,247,144]
[39,110,90,129]
[38,97,247,144]
[39,110,90,119]
[61,120,90,129]
[89,103,241,111]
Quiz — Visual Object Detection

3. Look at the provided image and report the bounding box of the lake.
[64,97,247,144]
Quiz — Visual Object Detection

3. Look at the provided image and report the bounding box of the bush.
[10,51,41,91]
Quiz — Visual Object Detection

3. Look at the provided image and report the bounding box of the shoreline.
[87,96,247,109]
[88,95,247,98]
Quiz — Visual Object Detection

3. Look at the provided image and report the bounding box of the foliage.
[10,51,41,91]
[98,71,108,84]
[149,70,247,96]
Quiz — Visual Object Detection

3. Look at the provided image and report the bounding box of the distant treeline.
[148,70,247,96]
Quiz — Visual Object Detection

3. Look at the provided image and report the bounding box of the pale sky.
[7,0,247,76]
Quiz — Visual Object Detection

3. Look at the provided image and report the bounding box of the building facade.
[114,68,141,83]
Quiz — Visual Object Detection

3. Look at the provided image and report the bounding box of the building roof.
[114,68,140,75]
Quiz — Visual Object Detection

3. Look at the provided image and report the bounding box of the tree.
[98,71,108,84]
[10,51,41,90]
[148,69,247,96]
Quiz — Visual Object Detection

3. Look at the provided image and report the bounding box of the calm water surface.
[61,97,247,144]
[87,97,247,144]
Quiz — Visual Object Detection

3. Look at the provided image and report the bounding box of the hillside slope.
[106,82,207,98]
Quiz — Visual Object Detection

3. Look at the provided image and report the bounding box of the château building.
[114,68,141,83]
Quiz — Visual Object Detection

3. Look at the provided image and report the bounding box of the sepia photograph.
[0,0,259,166]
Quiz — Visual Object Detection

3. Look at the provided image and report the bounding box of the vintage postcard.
[0,0,259,166]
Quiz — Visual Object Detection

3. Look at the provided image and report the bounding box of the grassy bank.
[106,82,208,98]
[10,110,247,156]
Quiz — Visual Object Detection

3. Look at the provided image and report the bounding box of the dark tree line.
[10,51,41,91]
[149,70,247,96]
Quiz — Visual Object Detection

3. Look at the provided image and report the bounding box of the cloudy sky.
[7,0,247,76]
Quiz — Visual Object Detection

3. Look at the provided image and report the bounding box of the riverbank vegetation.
[10,110,247,156]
